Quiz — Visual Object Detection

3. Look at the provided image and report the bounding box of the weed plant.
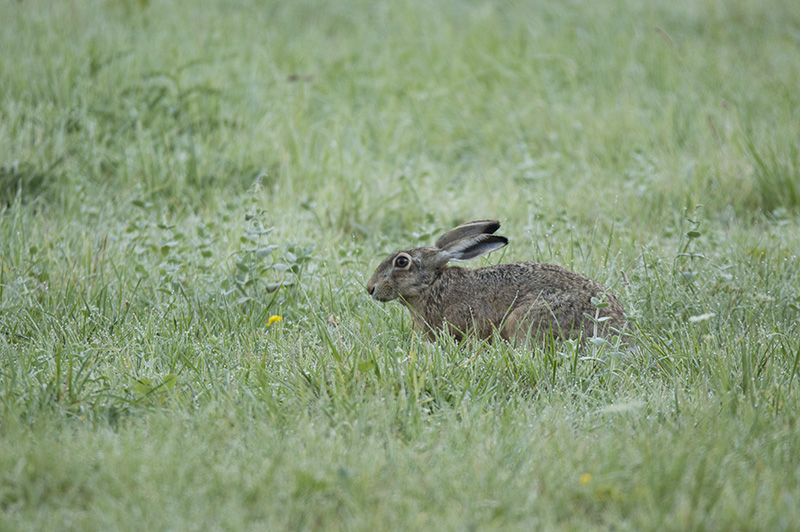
[1,0,800,530]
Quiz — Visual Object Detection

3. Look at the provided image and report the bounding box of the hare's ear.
[434,220,501,249]
[440,234,508,261]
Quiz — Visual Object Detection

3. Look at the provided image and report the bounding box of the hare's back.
[483,260,624,315]
[476,261,609,294]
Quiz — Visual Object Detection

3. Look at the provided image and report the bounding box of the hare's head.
[366,220,508,303]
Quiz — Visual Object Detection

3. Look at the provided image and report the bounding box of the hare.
[366,220,627,345]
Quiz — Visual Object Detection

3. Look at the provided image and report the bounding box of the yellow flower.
[267,315,282,326]
[580,473,593,485]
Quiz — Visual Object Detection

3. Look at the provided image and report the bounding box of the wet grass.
[1,0,800,530]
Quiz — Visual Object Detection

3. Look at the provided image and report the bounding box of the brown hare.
[366,220,627,346]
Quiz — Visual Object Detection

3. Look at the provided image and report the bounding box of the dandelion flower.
[580,474,592,485]
[267,315,282,326]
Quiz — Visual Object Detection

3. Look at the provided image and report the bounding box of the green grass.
[2,0,800,530]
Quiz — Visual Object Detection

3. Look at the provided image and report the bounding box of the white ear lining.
[434,220,501,249]
[442,235,508,261]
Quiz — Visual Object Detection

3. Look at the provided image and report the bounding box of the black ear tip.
[481,234,508,246]
[467,219,501,234]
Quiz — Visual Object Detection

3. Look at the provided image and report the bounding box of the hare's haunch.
[366,220,626,344]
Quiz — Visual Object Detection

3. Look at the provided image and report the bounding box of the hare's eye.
[394,255,410,269]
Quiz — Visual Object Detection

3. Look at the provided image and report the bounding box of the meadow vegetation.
[1,0,799,529]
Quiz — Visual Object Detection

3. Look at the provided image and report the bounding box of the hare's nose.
[367,285,375,296]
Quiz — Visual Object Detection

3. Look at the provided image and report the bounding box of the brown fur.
[366,220,627,345]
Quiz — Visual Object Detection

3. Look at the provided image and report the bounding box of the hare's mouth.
[371,292,396,303]
[368,285,397,303]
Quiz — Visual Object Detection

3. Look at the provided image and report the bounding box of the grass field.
[2,0,800,530]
